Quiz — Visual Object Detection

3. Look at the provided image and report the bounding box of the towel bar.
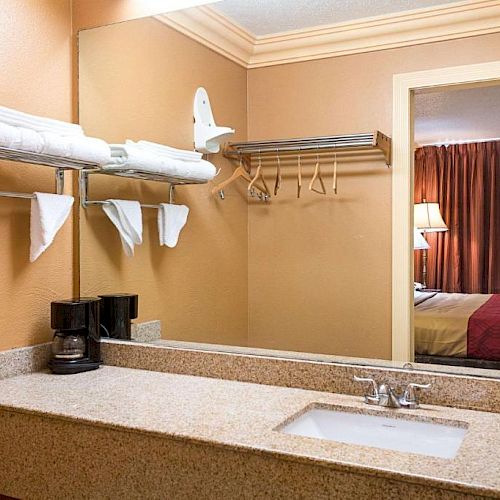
[0,167,65,200]
[79,170,176,209]
[0,191,36,200]
[0,145,102,201]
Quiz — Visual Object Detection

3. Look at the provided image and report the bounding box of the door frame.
[391,60,500,361]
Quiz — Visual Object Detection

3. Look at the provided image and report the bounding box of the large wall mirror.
[78,2,500,379]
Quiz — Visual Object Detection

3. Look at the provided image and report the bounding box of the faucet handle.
[353,376,379,398]
[401,382,431,408]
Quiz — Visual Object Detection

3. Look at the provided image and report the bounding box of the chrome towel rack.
[79,170,178,209]
[0,146,101,200]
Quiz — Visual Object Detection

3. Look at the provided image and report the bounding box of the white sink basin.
[280,407,467,459]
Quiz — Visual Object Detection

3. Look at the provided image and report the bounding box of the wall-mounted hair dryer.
[193,87,234,154]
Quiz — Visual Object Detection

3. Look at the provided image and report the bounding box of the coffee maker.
[48,297,102,374]
[99,293,138,340]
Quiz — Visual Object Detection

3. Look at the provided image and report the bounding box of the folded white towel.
[0,122,44,153]
[158,204,189,248]
[102,200,142,257]
[0,105,83,137]
[129,140,202,162]
[30,193,74,262]
[0,121,111,165]
[39,131,111,165]
[106,144,216,182]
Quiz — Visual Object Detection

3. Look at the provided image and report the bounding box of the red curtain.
[414,141,500,293]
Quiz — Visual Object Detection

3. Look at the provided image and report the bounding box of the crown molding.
[157,0,500,69]
[156,7,253,67]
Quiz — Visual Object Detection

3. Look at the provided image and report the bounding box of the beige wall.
[79,18,249,345]
[2,1,500,358]
[71,0,180,31]
[79,23,500,359]
[246,33,500,359]
[0,0,73,351]
[0,1,182,352]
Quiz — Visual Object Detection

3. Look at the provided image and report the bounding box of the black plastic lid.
[98,294,138,319]
[51,297,101,330]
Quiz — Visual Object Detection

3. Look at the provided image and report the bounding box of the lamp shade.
[414,228,430,250]
[414,202,448,232]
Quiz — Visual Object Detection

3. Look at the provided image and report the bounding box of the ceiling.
[414,85,500,146]
[213,0,459,36]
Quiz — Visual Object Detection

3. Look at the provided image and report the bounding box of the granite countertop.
[0,366,498,497]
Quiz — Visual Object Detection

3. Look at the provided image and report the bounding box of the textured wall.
[246,33,500,359]
[78,18,249,346]
[0,0,73,350]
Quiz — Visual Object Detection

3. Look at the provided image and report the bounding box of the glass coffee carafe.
[51,331,86,360]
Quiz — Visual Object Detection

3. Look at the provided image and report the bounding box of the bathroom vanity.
[2,2,500,500]
[0,343,499,499]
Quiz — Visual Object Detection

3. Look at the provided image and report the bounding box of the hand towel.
[0,105,84,137]
[158,204,189,248]
[129,140,202,162]
[30,193,74,262]
[106,144,216,182]
[102,200,143,256]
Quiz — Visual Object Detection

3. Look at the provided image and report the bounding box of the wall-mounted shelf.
[95,167,209,185]
[224,131,391,166]
[0,146,101,171]
[0,146,102,199]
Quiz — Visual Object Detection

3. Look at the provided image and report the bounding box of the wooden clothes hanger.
[248,152,270,198]
[309,152,326,195]
[211,155,269,198]
[297,150,302,198]
[274,149,282,196]
[332,150,338,194]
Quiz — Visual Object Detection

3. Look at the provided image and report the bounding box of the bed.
[414,291,500,369]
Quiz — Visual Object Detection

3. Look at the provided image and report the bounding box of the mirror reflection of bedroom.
[413,83,500,370]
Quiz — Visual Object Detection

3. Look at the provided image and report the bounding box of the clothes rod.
[225,143,376,154]
[229,132,375,146]
[225,131,392,165]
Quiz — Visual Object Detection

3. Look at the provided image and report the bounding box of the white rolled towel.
[129,140,202,162]
[106,144,216,182]
[40,132,111,165]
[0,105,83,137]
[0,120,111,165]
[0,122,44,153]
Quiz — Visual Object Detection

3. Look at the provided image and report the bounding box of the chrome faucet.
[354,376,430,409]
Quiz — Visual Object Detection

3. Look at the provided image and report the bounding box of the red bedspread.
[467,294,500,360]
